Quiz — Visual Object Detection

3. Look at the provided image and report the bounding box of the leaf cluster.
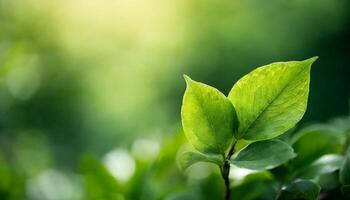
[177,57,349,199]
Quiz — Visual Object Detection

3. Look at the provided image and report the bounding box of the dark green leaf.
[298,154,343,179]
[231,140,296,170]
[231,175,277,200]
[340,149,350,185]
[341,185,350,199]
[291,125,346,167]
[277,180,321,200]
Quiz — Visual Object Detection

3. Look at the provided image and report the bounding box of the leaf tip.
[183,74,191,83]
[304,56,318,64]
[183,74,195,87]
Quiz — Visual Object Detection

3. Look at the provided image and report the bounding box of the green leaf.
[340,149,350,185]
[341,185,350,199]
[228,57,317,141]
[231,171,277,200]
[297,154,343,179]
[181,75,238,154]
[231,140,296,170]
[81,156,122,200]
[291,125,346,168]
[177,151,223,170]
[277,180,321,200]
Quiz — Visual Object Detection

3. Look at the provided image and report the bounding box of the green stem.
[221,140,238,200]
[222,160,231,200]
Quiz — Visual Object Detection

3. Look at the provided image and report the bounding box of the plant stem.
[220,140,237,200]
[222,160,231,200]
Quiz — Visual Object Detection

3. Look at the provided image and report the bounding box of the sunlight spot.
[131,138,160,161]
[103,149,135,183]
[229,165,256,181]
[26,169,82,200]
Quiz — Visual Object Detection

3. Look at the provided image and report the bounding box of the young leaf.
[230,140,296,170]
[277,180,321,200]
[340,149,350,185]
[178,151,223,170]
[297,154,343,179]
[181,75,238,154]
[228,57,317,141]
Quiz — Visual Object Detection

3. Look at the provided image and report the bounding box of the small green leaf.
[277,180,321,200]
[297,154,343,179]
[228,57,317,141]
[231,140,296,170]
[291,125,346,168]
[177,151,223,170]
[181,75,238,154]
[340,149,350,185]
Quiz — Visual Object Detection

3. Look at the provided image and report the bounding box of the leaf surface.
[277,180,321,200]
[340,149,350,185]
[181,75,238,154]
[291,125,346,167]
[297,154,343,179]
[228,57,317,140]
[178,151,223,170]
[231,140,296,170]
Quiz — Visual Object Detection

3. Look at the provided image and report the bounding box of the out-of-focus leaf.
[316,172,340,191]
[81,156,122,200]
[231,171,277,200]
[181,75,238,154]
[298,154,343,179]
[340,149,350,185]
[228,57,317,141]
[341,185,350,199]
[231,140,296,170]
[291,125,346,167]
[165,190,201,200]
[277,180,321,200]
[177,151,223,170]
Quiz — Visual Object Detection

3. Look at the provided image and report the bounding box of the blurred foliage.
[0,0,349,199]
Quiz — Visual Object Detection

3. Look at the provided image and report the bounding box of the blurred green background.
[0,0,349,199]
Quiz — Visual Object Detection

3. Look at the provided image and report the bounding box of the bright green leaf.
[291,125,346,168]
[177,151,223,170]
[181,75,238,154]
[340,149,350,185]
[228,57,317,141]
[231,140,296,170]
[277,180,321,200]
[297,154,343,179]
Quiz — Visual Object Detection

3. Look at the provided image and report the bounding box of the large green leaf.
[297,154,343,179]
[177,151,223,170]
[340,149,350,185]
[277,180,321,200]
[291,125,346,168]
[228,57,317,141]
[181,75,238,154]
[231,140,296,170]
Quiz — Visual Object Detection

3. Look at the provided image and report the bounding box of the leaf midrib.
[242,65,308,137]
